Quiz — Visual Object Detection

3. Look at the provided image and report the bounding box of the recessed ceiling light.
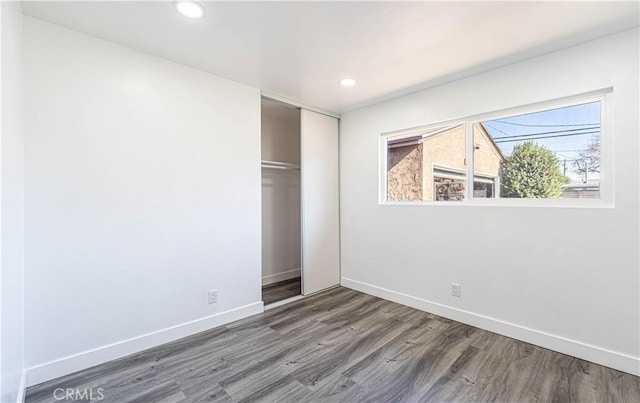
[175,0,204,19]
[340,78,357,87]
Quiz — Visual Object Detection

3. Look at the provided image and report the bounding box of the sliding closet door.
[301,109,340,295]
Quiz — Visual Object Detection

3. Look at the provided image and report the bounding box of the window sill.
[380,199,614,209]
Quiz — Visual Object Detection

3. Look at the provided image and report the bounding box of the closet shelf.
[261,160,300,170]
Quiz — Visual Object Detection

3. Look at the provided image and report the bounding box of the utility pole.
[584,160,589,183]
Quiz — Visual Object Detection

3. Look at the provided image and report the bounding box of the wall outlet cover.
[208,289,218,304]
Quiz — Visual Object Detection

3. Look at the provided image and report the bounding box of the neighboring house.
[561,183,600,198]
[388,123,504,201]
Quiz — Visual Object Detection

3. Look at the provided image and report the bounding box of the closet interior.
[261,98,302,305]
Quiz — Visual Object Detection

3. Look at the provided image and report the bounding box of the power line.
[548,149,591,152]
[484,124,511,137]
[494,130,601,144]
[492,120,600,128]
[555,153,582,160]
[492,127,599,141]
[497,129,600,140]
[485,125,600,140]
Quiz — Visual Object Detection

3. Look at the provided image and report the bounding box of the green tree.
[501,142,569,198]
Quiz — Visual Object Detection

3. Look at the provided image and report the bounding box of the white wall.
[1,2,25,401]
[261,103,301,285]
[340,29,639,375]
[23,17,262,384]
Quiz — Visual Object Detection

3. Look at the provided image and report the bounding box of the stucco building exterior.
[387,124,504,201]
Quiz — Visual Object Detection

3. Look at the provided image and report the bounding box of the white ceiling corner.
[22,1,640,114]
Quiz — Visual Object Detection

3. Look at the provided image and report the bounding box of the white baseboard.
[17,370,27,403]
[262,268,301,285]
[264,295,306,310]
[25,302,264,387]
[341,277,640,376]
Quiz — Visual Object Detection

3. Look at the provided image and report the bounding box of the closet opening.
[261,97,302,305]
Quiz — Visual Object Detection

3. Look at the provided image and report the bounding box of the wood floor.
[262,277,301,305]
[26,287,639,403]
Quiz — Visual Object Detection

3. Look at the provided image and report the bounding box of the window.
[382,92,608,205]
[386,124,466,202]
[475,101,601,199]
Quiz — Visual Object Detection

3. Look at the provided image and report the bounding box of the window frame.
[379,88,613,208]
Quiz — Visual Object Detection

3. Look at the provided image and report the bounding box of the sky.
[482,101,600,184]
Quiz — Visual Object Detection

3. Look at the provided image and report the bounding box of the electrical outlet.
[208,289,218,304]
[451,283,461,298]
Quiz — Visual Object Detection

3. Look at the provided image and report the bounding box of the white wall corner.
[25,302,264,387]
[17,370,27,403]
[262,268,301,285]
[341,277,640,376]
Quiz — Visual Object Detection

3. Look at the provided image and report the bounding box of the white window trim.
[380,88,614,208]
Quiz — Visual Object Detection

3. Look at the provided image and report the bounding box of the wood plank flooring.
[262,277,301,305]
[26,287,639,402]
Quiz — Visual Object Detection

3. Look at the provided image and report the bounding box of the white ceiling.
[22,1,639,114]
